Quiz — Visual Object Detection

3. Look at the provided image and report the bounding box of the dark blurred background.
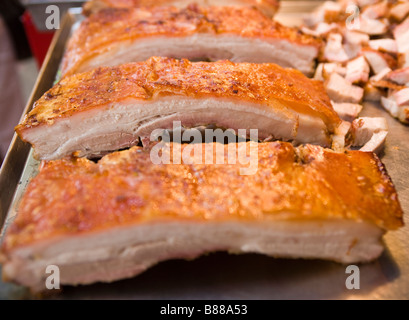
[0,0,31,164]
[0,0,55,164]
[0,0,31,60]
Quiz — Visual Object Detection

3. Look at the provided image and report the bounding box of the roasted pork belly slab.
[0,142,403,291]
[17,57,342,160]
[83,0,280,17]
[61,5,322,77]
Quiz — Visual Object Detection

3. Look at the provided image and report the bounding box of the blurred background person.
[0,0,32,165]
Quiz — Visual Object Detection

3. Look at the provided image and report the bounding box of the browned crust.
[82,0,280,17]
[62,5,322,77]
[324,10,348,24]
[0,142,403,253]
[370,80,406,90]
[16,57,340,138]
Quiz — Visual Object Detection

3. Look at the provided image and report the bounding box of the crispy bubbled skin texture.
[62,5,321,77]
[16,57,340,138]
[0,142,403,254]
[82,0,280,17]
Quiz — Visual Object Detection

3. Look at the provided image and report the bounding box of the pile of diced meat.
[303,0,409,144]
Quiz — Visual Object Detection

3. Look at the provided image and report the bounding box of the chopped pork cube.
[393,87,409,106]
[344,30,369,46]
[389,1,409,22]
[386,67,409,85]
[315,22,340,36]
[351,117,388,154]
[315,62,347,81]
[346,56,370,84]
[363,48,397,74]
[381,93,409,124]
[357,0,383,7]
[369,39,398,54]
[359,16,389,35]
[324,33,350,62]
[331,101,363,122]
[352,117,388,146]
[362,1,389,19]
[304,1,342,27]
[325,72,364,103]
[360,131,388,154]
[393,17,409,53]
[370,67,392,82]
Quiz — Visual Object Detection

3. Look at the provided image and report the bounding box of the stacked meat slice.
[0,142,403,292]
[16,57,354,160]
[61,5,322,78]
[304,0,409,129]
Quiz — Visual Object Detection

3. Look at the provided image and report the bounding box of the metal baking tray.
[1,2,409,299]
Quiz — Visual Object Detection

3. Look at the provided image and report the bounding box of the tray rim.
[1,2,408,300]
[0,12,76,228]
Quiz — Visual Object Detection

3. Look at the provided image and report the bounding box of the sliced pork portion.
[82,0,281,17]
[16,57,342,160]
[62,5,322,78]
[0,142,403,292]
